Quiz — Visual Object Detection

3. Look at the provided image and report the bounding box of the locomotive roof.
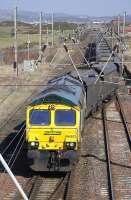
[30,75,84,106]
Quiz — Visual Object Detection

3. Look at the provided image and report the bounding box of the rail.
[116,93,131,151]
[102,106,115,200]
[16,172,72,200]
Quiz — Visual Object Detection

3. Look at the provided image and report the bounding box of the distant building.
[124,25,131,33]
[92,21,105,24]
[111,19,123,25]
[111,19,131,34]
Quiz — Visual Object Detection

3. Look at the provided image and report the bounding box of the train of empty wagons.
[25,33,122,172]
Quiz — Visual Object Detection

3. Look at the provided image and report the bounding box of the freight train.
[26,56,122,171]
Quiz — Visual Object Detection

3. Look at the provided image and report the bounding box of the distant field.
[0,21,76,49]
[0,32,62,48]
[0,30,72,49]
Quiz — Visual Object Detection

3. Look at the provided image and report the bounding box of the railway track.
[29,172,71,200]
[69,94,131,200]
[68,111,109,200]
[115,94,131,150]
[12,172,72,200]
[102,95,131,199]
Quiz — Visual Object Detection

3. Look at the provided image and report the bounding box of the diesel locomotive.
[26,57,122,171]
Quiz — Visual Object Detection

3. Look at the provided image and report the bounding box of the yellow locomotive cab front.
[26,104,80,151]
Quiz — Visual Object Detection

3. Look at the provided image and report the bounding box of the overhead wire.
[0,20,130,172]
[0,131,25,199]
[95,51,114,84]
[1,123,26,155]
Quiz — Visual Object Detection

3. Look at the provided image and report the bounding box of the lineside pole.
[52,13,54,47]
[117,15,120,36]
[27,33,30,60]
[0,154,28,200]
[14,6,18,77]
[123,12,126,38]
[39,12,42,61]
[46,27,49,45]
[122,12,126,73]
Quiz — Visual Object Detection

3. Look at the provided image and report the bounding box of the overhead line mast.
[14,6,18,76]
[52,13,54,47]
[39,12,42,61]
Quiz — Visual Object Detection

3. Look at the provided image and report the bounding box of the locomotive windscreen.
[55,110,76,126]
[29,110,50,125]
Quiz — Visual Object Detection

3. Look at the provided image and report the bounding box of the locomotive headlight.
[65,142,76,150]
[70,142,75,147]
[31,142,35,146]
[30,142,39,149]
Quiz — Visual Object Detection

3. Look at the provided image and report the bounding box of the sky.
[0,0,131,16]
